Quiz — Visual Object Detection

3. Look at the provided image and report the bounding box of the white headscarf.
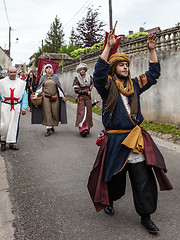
[43,64,53,76]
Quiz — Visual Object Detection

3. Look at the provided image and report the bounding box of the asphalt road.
[0,101,180,240]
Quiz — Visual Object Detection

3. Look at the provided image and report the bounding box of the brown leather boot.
[45,129,51,137]
[1,143,6,151]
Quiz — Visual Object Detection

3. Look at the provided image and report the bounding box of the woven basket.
[31,92,42,107]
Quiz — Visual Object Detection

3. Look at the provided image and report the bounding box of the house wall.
[0,48,12,75]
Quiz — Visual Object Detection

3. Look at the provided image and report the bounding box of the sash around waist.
[107,125,144,153]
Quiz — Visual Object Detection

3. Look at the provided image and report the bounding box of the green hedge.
[70,42,104,59]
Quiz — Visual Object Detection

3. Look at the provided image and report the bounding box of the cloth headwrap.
[109,53,130,75]
[76,63,91,87]
[76,63,88,73]
[103,53,138,119]
[43,64,53,76]
[109,52,134,97]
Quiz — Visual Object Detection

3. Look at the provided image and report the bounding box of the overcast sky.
[1,0,180,65]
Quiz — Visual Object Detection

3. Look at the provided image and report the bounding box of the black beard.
[114,69,129,80]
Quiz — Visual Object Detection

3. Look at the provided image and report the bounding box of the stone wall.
[57,26,180,126]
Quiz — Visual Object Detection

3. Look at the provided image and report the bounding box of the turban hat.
[76,63,88,73]
[109,53,130,75]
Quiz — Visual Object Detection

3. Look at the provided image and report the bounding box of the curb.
[151,135,180,154]
[0,155,14,240]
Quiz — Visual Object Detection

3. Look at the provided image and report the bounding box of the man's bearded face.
[115,62,129,80]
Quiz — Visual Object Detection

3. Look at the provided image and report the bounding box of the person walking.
[73,63,93,137]
[32,64,67,136]
[0,66,28,150]
[26,71,37,111]
[88,28,172,234]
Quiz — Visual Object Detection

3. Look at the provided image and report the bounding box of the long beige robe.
[42,79,59,126]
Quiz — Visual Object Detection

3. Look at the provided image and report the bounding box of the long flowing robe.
[87,57,173,212]
[73,76,93,128]
[31,74,67,125]
[0,76,27,143]
[26,75,37,108]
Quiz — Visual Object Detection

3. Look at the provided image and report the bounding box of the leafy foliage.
[74,7,106,47]
[70,42,104,59]
[34,42,59,67]
[126,32,148,39]
[34,48,42,67]
[59,43,79,57]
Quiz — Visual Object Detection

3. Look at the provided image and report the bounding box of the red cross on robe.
[3,88,20,111]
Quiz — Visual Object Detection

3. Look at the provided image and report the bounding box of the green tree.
[34,48,42,67]
[45,15,65,53]
[59,43,79,57]
[34,43,56,67]
[69,27,78,46]
[75,7,106,47]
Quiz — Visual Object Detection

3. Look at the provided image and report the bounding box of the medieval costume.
[0,76,28,149]
[88,54,172,231]
[73,63,93,137]
[26,72,37,111]
[31,64,67,136]
[19,70,27,81]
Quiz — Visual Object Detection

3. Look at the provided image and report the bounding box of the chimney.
[139,27,145,32]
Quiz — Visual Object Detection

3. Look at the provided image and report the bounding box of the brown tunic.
[42,78,59,126]
[73,77,93,128]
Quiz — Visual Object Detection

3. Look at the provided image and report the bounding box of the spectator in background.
[26,71,37,111]
[19,70,27,81]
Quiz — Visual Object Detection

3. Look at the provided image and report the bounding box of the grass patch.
[141,120,180,141]
[141,120,180,135]
[66,96,76,103]
[92,106,102,115]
